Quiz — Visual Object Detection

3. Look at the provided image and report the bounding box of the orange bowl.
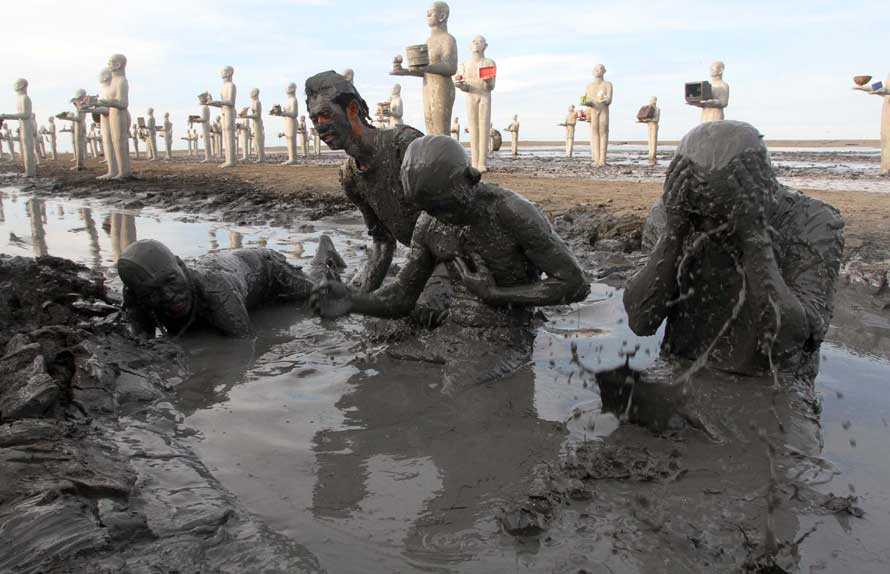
[853,75,872,86]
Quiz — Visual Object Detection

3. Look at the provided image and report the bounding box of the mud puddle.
[2,188,889,572]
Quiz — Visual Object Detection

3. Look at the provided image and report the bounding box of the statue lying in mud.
[118,236,345,338]
[305,70,423,292]
[624,121,844,376]
[312,135,590,386]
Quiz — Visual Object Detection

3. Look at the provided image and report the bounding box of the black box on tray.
[685,81,712,103]
[637,105,655,121]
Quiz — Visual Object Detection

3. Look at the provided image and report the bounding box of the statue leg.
[284,134,296,165]
[598,111,609,166]
[21,129,36,177]
[881,103,889,174]
[590,113,599,162]
[116,114,131,177]
[478,95,492,172]
[222,127,236,167]
[648,123,658,164]
[255,127,265,162]
[467,96,480,169]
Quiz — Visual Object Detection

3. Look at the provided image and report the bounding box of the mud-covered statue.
[305,70,424,292]
[624,121,844,376]
[119,236,345,339]
[313,135,589,385]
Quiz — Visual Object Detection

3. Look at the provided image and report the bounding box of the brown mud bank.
[0,255,322,573]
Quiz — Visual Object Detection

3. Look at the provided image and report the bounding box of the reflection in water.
[27,198,47,257]
[56,204,64,219]
[0,190,5,223]
[229,230,243,249]
[80,208,102,271]
[109,212,138,260]
[208,229,219,251]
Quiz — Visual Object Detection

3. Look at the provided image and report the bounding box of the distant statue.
[390,1,458,135]
[389,84,404,127]
[559,105,577,158]
[99,54,131,178]
[853,72,890,174]
[638,96,660,165]
[582,63,613,166]
[87,122,99,158]
[455,35,496,172]
[451,116,460,141]
[687,61,729,123]
[208,66,237,167]
[162,112,173,159]
[341,68,354,84]
[145,108,159,160]
[0,79,37,176]
[505,114,519,157]
[130,122,141,160]
[57,88,87,170]
[45,116,58,160]
[2,123,15,160]
[247,87,265,162]
[298,115,309,157]
[271,82,300,165]
[311,127,321,156]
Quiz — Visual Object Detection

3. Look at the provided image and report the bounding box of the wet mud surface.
[2,155,890,572]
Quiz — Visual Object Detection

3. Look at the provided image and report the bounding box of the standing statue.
[451,116,460,141]
[57,89,87,170]
[46,116,58,160]
[455,35,496,172]
[505,114,519,157]
[559,105,577,158]
[341,69,355,84]
[390,1,458,135]
[145,108,159,160]
[81,68,119,178]
[638,96,661,165]
[311,127,321,156]
[247,88,265,162]
[98,54,131,178]
[208,66,237,168]
[130,122,141,160]
[30,116,43,164]
[162,112,173,159]
[87,122,99,158]
[582,64,613,166]
[298,116,310,157]
[36,122,48,159]
[3,124,15,160]
[238,121,251,160]
[1,79,37,176]
[194,93,213,162]
[272,82,299,165]
[389,84,404,127]
[687,61,729,123]
[853,73,890,174]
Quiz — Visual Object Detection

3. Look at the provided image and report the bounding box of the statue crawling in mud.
[118,236,345,338]
[313,135,590,386]
[624,121,844,376]
[305,70,423,292]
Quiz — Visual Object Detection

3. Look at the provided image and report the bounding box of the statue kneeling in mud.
[305,70,424,293]
[119,236,345,338]
[312,135,590,386]
[624,121,844,375]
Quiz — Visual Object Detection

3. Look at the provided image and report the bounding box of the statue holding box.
[637,96,660,165]
[559,105,578,158]
[686,61,729,123]
[582,64,613,166]
[455,35,496,172]
[853,73,890,174]
[390,2,457,135]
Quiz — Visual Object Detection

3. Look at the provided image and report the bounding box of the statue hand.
[453,255,495,302]
[310,279,352,319]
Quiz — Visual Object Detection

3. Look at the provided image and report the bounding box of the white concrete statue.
[582,64,613,166]
[213,116,223,158]
[638,96,660,165]
[36,122,48,160]
[194,92,213,162]
[455,35,496,172]
[6,78,40,174]
[82,67,119,179]
[87,122,98,158]
[246,88,265,162]
[130,123,141,160]
[273,82,299,165]
[559,105,578,158]
[390,1,458,135]
[2,124,14,160]
[688,61,729,123]
[208,66,237,168]
[145,108,159,160]
[451,116,460,141]
[341,69,354,84]
[162,112,173,159]
[57,88,88,170]
[298,115,309,157]
[237,121,250,160]
[311,127,321,156]
[30,117,43,165]
[853,73,890,174]
[98,54,131,178]
[505,114,519,157]
[389,84,404,127]
[45,116,58,160]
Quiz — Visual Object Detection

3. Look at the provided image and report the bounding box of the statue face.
[221,66,233,79]
[711,61,724,76]
[426,5,443,27]
[286,83,297,95]
[251,88,259,98]
[593,64,606,78]
[470,36,487,54]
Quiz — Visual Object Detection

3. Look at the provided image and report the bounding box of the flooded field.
[2,186,888,572]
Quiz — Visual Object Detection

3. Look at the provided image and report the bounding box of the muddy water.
[2,189,889,572]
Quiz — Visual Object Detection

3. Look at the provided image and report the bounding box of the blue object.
[872,81,884,91]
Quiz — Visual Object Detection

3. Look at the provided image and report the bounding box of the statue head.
[649,96,658,106]
[13,78,28,93]
[671,120,777,227]
[593,64,606,78]
[108,54,127,72]
[118,239,194,324]
[513,114,518,120]
[427,2,450,28]
[164,112,169,119]
[391,84,402,96]
[286,82,297,95]
[401,135,479,225]
[73,88,86,101]
[710,61,725,78]
[99,67,112,85]
[250,87,260,99]
[305,70,372,152]
[48,116,54,124]
[569,104,575,112]
[221,65,234,79]
[147,107,154,115]
[341,69,354,83]
[470,35,488,55]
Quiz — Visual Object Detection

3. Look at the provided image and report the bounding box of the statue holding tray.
[208,66,237,168]
[853,73,890,174]
[269,82,299,165]
[0,79,37,176]
[559,105,577,158]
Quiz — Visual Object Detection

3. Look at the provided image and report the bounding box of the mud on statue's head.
[304,70,372,151]
[118,239,193,322]
[401,135,479,225]
[671,120,778,227]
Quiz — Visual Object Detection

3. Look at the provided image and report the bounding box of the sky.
[2,0,888,152]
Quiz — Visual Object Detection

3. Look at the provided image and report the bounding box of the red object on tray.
[479,66,496,79]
